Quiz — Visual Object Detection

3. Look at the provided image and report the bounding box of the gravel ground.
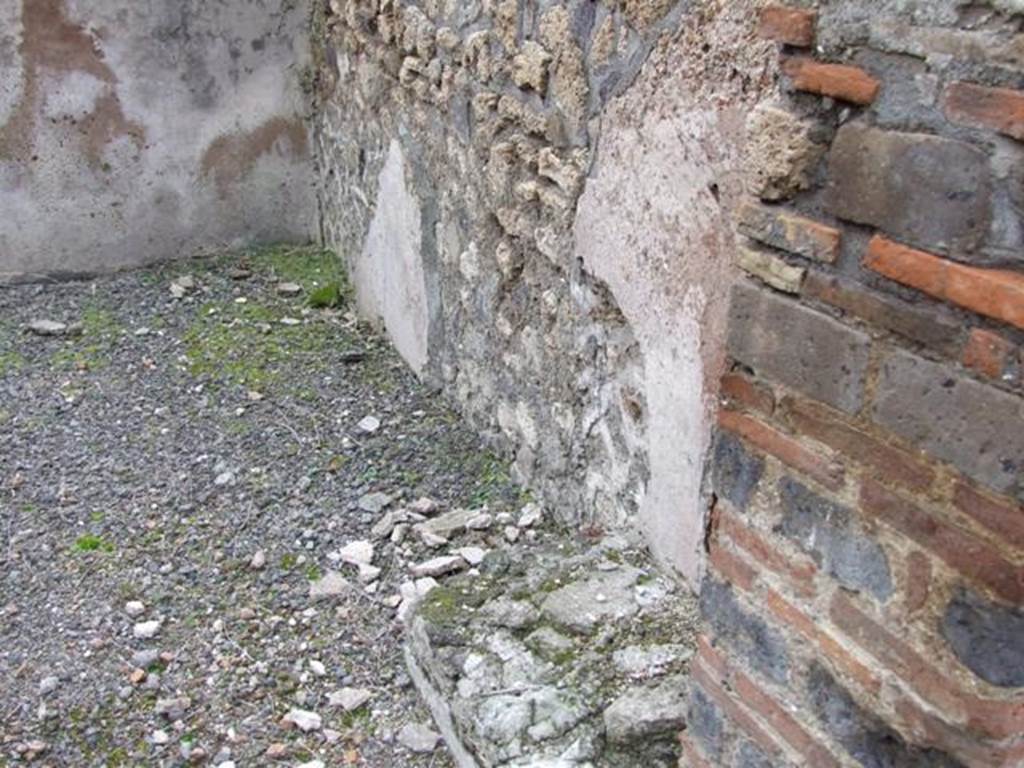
[0,247,526,767]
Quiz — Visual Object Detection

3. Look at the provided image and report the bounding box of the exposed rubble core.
[405,535,699,767]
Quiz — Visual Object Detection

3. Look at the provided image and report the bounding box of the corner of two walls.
[0,0,317,281]
[315,0,780,589]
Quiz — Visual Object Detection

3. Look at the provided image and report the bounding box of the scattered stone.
[264,743,288,760]
[280,317,301,326]
[411,555,466,578]
[415,507,487,538]
[358,563,382,584]
[456,546,487,566]
[276,282,302,296]
[525,626,574,655]
[466,512,493,530]
[308,571,352,601]
[357,415,381,434]
[602,676,689,744]
[132,649,160,668]
[250,550,266,570]
[227,267,251,280]
[214,470,235,487]
[296,761,325,768]
[327,687,373,711]
[27,320,68,337]
[152,730,170,745]
[418,529,448,547]
[540,567,641,634]
[409,497,438,515]
[155,696,190,720]
[358,492,392,514]
[518,503,543,528]
[38,676,60,696]
[337,539,374,565]
[504,525,520,543]
[397,722,440,753]
[391,523,410,544]
[125,600,145,617]
[612,644,693,679]
[282,708,322,732]
[309,660,327,677]
[133,620,162,639]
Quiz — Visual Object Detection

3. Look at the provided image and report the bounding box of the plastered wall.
[0,0,316,281]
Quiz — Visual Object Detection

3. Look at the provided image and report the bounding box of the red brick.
[831,592,1024,741]
[782,396,935,493]
[953,482,1024,551]
[765,590,881,695]
[691,653,787,760]
[962,328,1017,381]
[945,81,1024,141]
[732,670,842,768]
[709,538,758,593]
[718,409,845,491]
[865,235,1024,330]
[720,371,775,415]
[718,505,818,597]
[696,635,729,680]
[782,57,880,105]
[758,6,817,47]
[902,550,932,614]
[860,479,1024,603]
[895,697,1024,768]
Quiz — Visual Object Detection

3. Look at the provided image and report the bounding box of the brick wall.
[686,4,1024,767]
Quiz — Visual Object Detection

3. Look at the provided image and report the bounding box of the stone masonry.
[694,3,1024,767]
[313,1,1024,766]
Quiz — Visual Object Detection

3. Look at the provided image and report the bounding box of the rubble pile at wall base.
[403,535,700,767]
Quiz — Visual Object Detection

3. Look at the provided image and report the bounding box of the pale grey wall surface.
[0,0,315,281]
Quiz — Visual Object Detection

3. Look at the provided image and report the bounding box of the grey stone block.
[872,349,1024,498]
[698,578,790,685]
[827,123,991,256]
[942,586,1024,688]
[727,282,871,414]
[712,433,765,513]
[687,687,724,762]
[777,477,894,601]
[807,663,966,768]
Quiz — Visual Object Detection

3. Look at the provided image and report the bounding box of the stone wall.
[0,0,315,281]
[316,1,1024,765]
[690,3,1024,766]
[314,0,780,585]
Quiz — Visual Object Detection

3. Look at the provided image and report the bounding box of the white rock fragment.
[27,320,68,336]
[411,555,466,578]
[337,540,374,565]
[250,550,266,570]
[133,620,161,639]
[283,708,322,732]
[358,563,381,584]
[309,660,327,677]
[456,546,487,566]
[308,571,351,601]
[357,415,381,434]
[152,729,170,745]
[504,525,521,543]
[327,687,373,712]
[397,722,440,753]
[518,503,543,528]
[358,492,392,514]
[38,676,60,695]
[408,497,438,515]
[277,282,302,296]
[125,601,146,618]
[297,761,325,768]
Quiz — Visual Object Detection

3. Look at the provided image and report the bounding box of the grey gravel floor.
[0,247,523,767]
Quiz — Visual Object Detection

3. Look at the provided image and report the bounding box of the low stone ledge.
[404,536,700,767]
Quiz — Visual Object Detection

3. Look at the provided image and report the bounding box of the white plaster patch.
[574,108,740,588]
[356,138,430,375]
